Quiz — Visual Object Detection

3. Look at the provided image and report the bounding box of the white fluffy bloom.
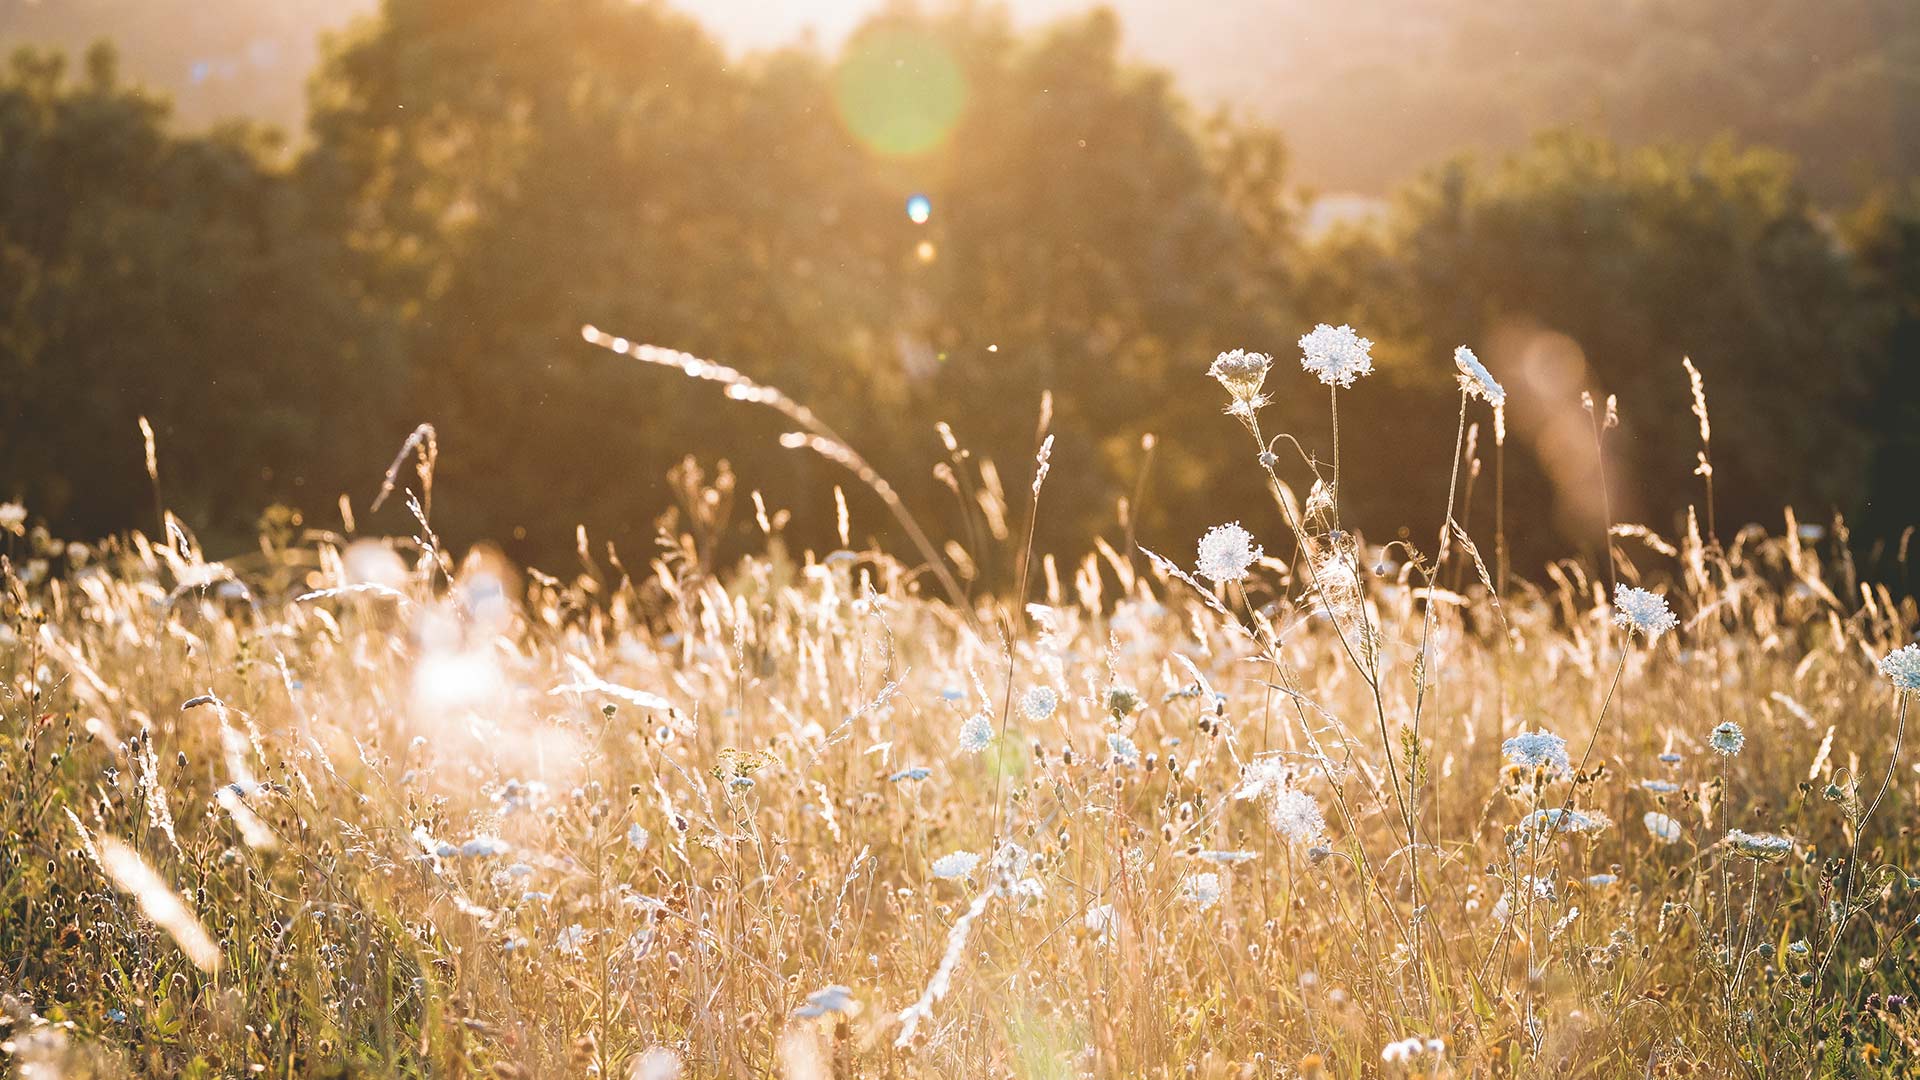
[1297,323,1375,387]
[931,851,981,879]
[1880,644,1920,693]
[1269,787,1326,843]
[0,501,24,535]
[458,835,511,858]
[1612,584,1678,641]
[1381,1037,1445,1064]
[957,713,994,753]
[1107,733,1141,767]
[1453,345,1505,406]
[1727,829,1794,862]
[1198,849,1258,865]
[1501,730,1570,776]
[1512,807,1609,851]
[1196,522,1262,584]
[1021,685,1059,722]
[1180,871,1223,911]
[1644,811,1683,844]
[793,984,857,1017]
[626,823,650,850]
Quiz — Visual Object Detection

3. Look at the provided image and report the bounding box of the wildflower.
[1196,522,1263,584]
[957,713,994,753]
[555,924,590,957]
[792,984,858,1018]
[1513,807,1609,850]
[1502,730,1570,776]
[888,765,931,782]
[1641,779,1680,794]
[1708,720,1745,756]
[1208,348,1273,406]
[1453,345,1505,406]
[1084,902,1115,939]
[1198,849,1258,865]
[1880,644,1920,693]
[1105,685,1141,720]
[1644,812,1683,844]
[1270,787,1326,844]
[1586,873,1619,887]
[1381,1036,1445,1064]
[1727,829,1794,862]
[1180,872,1223,911]
[1108,733,1141,767]
[1658,751,1684,765]
[1297,324,1375,387]
[931,851,981,879]
[631,1048,684,1080]
[626,823,650,850]
[1021,685,1059,722]
[458,835,511,858]
[1612,584,1679,641]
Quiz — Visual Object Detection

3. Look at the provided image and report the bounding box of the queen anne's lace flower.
[1727,829,1794,862]
[1453,346,1505,406]
[931,851,981,879]
[1208,348,1272,404]
[1021,685,1059,722]
[1297,324,1375,387]
[1612,584,1679,641]
[1107,733,1141,767]
[1196,522,1262,584]
[1180,871,1223,911]
[1502,730,1570,776]
[1880,644,1920,693]
[957,713,994,753]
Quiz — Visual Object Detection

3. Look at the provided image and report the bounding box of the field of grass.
[2,339,1917,1078]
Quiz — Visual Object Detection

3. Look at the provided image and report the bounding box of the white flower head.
[1298,323,1375,388]
[1501,730,1570,776]
[1453,345,1505,406]
[1021,685,1059,722]
[1269,787,1326,844]
[1708,721,1745,756]
[1726,829,1794,862]
[1880,644,1920,693]
[1208,348,1272,404]
[1107,733,1141,767]
[1612,584,1678,641]
[1644,811,1683,844]
[626,822,651,850]
[793,984,858,1018]
[1179,871,1223,911]
[931,851,981,879]
[458,835,511,858]
[957,713,994,753]
[1196,521,1262,584]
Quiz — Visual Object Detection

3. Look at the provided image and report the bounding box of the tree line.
[2,0,1916,587]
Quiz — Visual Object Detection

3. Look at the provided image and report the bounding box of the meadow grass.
[1,337,1917,1079]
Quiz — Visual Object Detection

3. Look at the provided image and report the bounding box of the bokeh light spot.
[906,193,932,224]
[833,28,967,158]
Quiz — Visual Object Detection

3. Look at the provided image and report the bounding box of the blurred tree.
[1300,133,1890,570]
[0,43,397,544]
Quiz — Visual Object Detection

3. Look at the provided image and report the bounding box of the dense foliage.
[0,0,1916,583]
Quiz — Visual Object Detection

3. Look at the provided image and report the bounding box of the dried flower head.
[957,713,994,753]
[1180,871,1223,911]
[1453,346,1505,406]
[1196,521,1262,584]
[1208,348,1272,406]
[1298,324,1375,387]
[931,851,981,879]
